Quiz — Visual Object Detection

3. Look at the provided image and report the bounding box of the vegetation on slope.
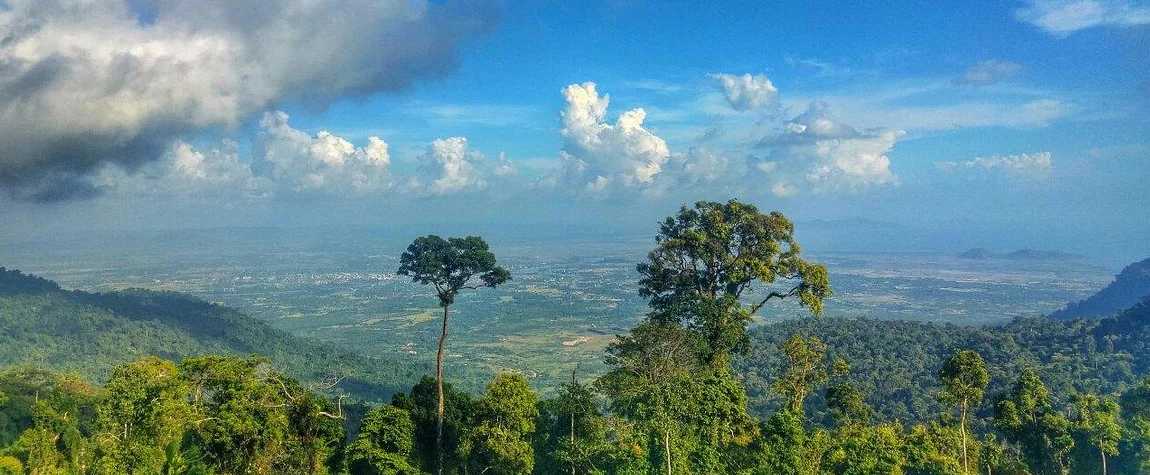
[744,298,1150,427]
[0,267,423,400]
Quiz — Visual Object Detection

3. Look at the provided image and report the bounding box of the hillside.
[742,298,1150,428]
[1047,257,1150,319]
[0,267,421,400]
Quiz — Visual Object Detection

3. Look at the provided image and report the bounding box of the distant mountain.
[0,267,420,400]
[956,248,1085,260]
[1048,257,1150,320]
[957,248,998,259]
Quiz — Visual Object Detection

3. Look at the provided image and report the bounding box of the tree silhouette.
[397,235,510,474]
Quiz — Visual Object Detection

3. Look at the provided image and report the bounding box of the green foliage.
[1071,393,1122,474]
[826,383,874,427]
[752,408,830,475]
[533,377,617,474]
[938,350,989,414]
[994,370,1075,475]
[824,422,907,475]
[394,377,475,474]
[0,268,415,401]
[903,421,965,475]
[92,357,190,474]
[774,335,831,413]
[743,300,1150,425]
[464,373,538,475]
[0,456,21,475]
[347,405,422,475]
[636,200,830,363]
[937,349,988,473]
[397,235,510,308]
[1119,376,1150,472]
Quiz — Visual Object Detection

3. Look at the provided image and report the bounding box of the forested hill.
[743,298,1150,427]
[0,267,419,399]
[1048,256,1150,319]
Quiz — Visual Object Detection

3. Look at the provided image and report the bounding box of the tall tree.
[534,375,613,475]
[1120,377,1150,473]
[938,349,989,474]
[637,199,831,364]
[346,405,421,475]
[597,322,702,475]
[465,373,538,475]
[397,234,510,473]
[394,377,474,474]
[994,370,1075,475]
[774,335,831,413]
[1073,394,1122,475]
[92,357,191,475]
[825,383,874,428]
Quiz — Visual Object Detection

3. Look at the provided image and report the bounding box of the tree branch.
[749,284,802,315]
[317,394,347,420]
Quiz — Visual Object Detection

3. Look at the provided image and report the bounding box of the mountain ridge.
[0,266,419,400]
[1047,257,1150,319]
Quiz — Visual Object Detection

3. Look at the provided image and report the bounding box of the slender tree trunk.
[1100,445,1107,475]
[664,429,672,475]
[571,370,576,475]
[961,399,969,474]
[437,304,450,475]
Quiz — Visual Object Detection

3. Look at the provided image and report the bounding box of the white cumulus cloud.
[415,137,491,195]
[553,82,671,197]
[711,73,780,112]
[751,102,902,196]
[251,111,391,195]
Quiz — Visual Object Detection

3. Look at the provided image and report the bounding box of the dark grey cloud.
[0,0,498,201]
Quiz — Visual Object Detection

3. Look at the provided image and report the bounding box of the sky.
[1,0,1148,262]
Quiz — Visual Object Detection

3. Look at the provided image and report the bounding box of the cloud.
[956,60,1023,85]
[414,137,492,195]
[671,147,732,186]
[936,152,1054,178]
[1017,0,1150,35]
[552,82,671,196]
[1023,99,1070,125]
[794,81,1073,131]
[751,102,902,196]
[0,0,495,201]
[251,111,392,195]
[93,140,269,198]
[96,112,516,198]
[784,56,841,77]
[711,73,780,112]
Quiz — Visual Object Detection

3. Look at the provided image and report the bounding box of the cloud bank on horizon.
[0,0,1146,223]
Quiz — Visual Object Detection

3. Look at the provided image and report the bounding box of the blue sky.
[0,0,1147,262]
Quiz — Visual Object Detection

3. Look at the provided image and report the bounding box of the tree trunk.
[961,399,969,474]
[1100,445,1107,475]
[664,430,672,475]
[437,304,450,475]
